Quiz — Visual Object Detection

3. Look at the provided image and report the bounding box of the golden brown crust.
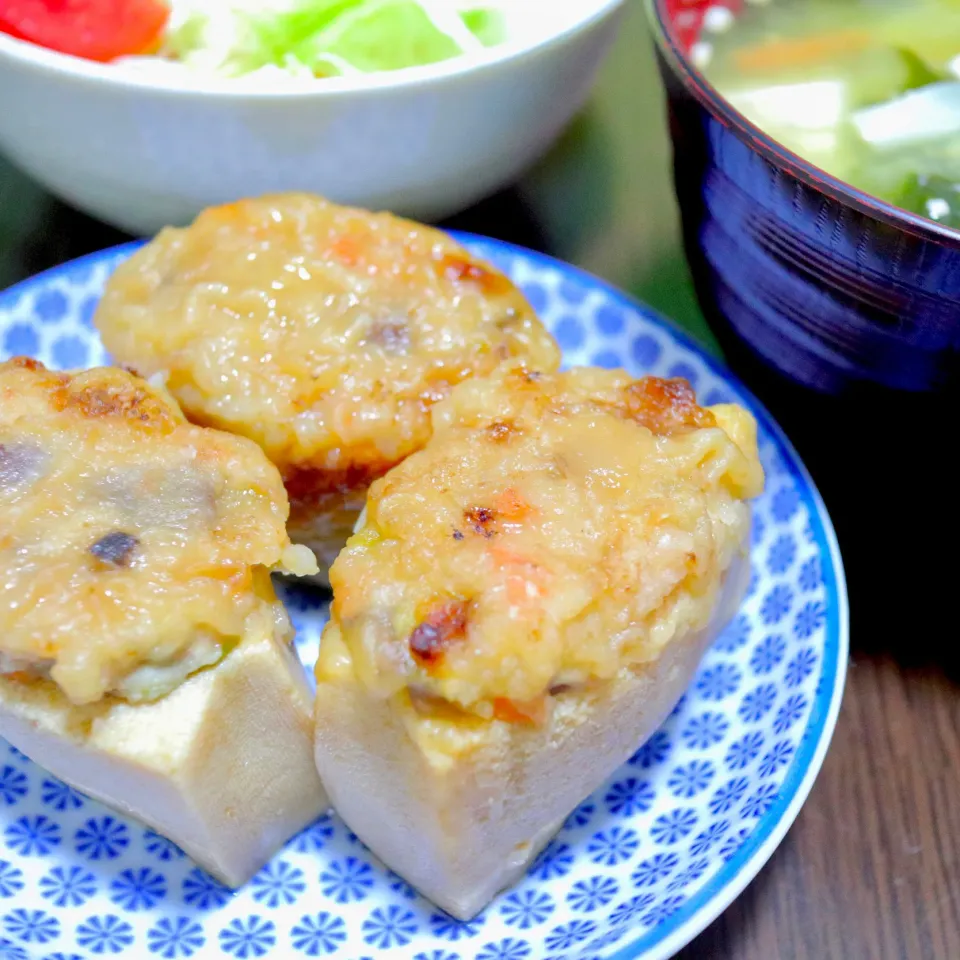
[318,365,764,720]
[94,193,561,564]
[408,600,470,667]
[0,359,310,705]
[617,377,718,434]
[2,358,184,431]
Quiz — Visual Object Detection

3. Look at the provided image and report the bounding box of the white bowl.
[0,0,624,235]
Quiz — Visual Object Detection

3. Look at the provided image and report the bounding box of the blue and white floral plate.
[0,237,848,960]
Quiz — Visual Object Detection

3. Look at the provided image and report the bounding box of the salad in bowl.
[0,0,622,232]
[0,0,509,80]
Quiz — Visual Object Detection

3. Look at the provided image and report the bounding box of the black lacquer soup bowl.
[647,0,960,641]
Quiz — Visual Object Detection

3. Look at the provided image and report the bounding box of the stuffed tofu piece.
[0,358,326,887]
[314,365,764,919]
[95,193,560,579]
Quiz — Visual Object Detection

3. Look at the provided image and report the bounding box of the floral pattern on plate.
[0,236,847,960]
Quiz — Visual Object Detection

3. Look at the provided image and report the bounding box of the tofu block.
[0,358,327,885]
[0,618,326,887]
[313,365,764,918]
[315,554,747,918]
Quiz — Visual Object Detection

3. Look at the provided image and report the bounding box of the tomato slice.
[662,0,743,52]
[0,0,170,62]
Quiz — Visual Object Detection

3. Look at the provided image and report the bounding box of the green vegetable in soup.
[704,0,960,228]
[892,47,945,98]
[895,173,960,227]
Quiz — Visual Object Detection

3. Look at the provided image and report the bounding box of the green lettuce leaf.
[294,0,463,74]
[166,0,505,78]
[460,7,505,47]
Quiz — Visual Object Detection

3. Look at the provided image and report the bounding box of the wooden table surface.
[678,654,960,959]
[1,2,957,956]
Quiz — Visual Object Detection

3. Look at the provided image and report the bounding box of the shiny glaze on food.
[95,194,560,570]
[317,364,763,739]
[0,358,314,705]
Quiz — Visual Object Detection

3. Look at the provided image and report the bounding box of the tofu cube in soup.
[314,365,764,919]
[0,358,326,887]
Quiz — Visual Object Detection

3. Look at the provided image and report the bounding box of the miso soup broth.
[703,0,960,228]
